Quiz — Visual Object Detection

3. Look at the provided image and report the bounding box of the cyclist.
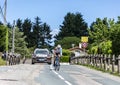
[53,45,62,71]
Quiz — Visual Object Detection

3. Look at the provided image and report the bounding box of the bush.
[0,57,6,66]
[60,49,70,62]
[62,49,71,56]
[60,56,69,62]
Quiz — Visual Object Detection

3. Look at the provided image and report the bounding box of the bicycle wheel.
[54,60,60,71]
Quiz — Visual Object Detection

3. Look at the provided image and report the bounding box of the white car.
[32,48,51,64]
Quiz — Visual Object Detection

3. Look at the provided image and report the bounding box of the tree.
[88,18,111,54]
[15,27,28,57]
[110,20,120,55]
[89,18,110,43]
[0,25,6,51]
[32,16,42,48]
[40,23,52,48]
[32,17,52,48]
[55,12,88,40]
[22,18,32,35]
[8,27,29,57]
[55,37,80,49]
[0,21,3,25]
[22,18,32,48]
[16,19,23,32]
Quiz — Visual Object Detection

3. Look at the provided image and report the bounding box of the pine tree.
[55,12,88,40]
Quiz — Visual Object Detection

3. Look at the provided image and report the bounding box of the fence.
[70,54,120,75]
[7,53,21,65]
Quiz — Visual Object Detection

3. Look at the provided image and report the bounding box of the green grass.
[0,57,6,66]
[78,63,120,77]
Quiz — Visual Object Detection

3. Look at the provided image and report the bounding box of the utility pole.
[4,0,7,25]
[12,20,15,55]
[0,0,7,25]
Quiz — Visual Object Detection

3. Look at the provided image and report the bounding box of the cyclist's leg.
[56,57,60,71]
[54,60,58,71]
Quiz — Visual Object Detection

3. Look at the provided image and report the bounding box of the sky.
[0,0,120,36]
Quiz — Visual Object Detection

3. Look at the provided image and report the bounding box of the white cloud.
[51,29,59,37]
[50,29,60,46]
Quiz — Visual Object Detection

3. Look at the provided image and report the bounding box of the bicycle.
[54,55,60,71]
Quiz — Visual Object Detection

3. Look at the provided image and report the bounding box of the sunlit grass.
[0,57,6,66]
[78,63,120,77]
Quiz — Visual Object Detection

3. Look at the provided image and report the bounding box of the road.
[0,61,120,85]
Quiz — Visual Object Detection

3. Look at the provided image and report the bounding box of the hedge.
[60,56,69,62]
[60,49,70,62]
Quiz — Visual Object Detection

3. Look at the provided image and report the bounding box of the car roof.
[34,48,49,53]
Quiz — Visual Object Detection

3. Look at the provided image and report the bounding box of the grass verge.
[0,57,6,66]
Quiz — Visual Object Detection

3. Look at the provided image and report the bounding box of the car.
[32,48,52,64]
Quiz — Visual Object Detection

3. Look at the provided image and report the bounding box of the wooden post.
[112,55,115,73]
[96,54,99,67]
[107,54,111,71]
[88,55,90,65]
[93,54,96,67]
[100,54,103,69]
[82,56,84,64]
[75,58,77,64]
[98,54,101,68]
[77,57,79,64]
[85,55,87,64]
[95,54,97,67]
[104,54,107,71]
[90,54,92,65]
[79,57,81,64]
[117,55,120,75]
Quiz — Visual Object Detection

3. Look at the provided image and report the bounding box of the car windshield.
[35,50,48,55]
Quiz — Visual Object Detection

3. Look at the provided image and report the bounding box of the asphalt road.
[0,61,120,85]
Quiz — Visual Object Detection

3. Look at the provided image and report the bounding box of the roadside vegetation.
[0,12,120,65]
[0,57,6,66]
[60,49,71,62]
[80,64,120,77]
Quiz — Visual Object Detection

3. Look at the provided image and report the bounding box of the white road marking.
[58,74,64,80]
[52,70,72,85]
[53,70,58,75]
[65,80,72,85]
[60,63,70,65]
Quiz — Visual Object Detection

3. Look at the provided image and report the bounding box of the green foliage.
[88,18,112,54]
[30,17,41,48]
[40,23,52,48]
[8,27,29,57]
[0,25,7,52]
[89,18,110,45]
[60,49,70,62]
[88,40,112,54]
[60,56,69,62]
[88,17,120,55]
[0,57,6,66]
[6,27,8,52]
[55,12,88,40]
[32,17,52,48]
[16,19,23,31]
[88,45,98,54]
[55,37,80,49]
[62,49,71,56]
[99,40,112,54]
[16,17,53,49]
[15,28,29,57]
[110,23,120,55]
[22,18,32,48]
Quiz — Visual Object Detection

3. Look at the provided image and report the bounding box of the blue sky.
[0,0,120,35]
